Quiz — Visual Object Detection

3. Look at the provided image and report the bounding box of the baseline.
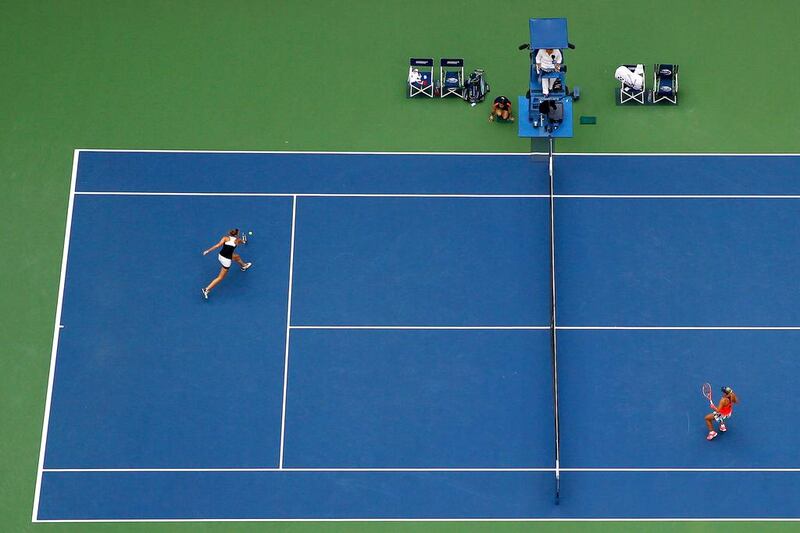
[35,469,800,520]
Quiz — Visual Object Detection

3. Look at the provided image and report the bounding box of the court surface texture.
[34,150,800,521]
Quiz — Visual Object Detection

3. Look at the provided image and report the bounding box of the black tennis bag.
[464,69,490,105]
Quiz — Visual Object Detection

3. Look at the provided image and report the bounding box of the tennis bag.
[464,69,490,105]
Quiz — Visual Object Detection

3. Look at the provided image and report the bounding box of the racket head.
[240,230,248,245]
[702,382,712,401]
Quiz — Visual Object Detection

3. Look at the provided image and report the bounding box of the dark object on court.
[536,100,563,133]
[539,99,563,120]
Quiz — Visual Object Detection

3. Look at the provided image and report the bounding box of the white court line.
[40,467,800,473]
[564,468,800,472]
[559,152,800,157]
[561,195,800,199]
[560,326,800,331]
[31,150,80,522]
[77,148,800,156]
[290,325,800,331]
[42,467,553,473]
[75,191,547,198]
[29,518,800,523]
[290,325,550,330]
[76,149,541,155]
[74,191,800,199]
[278,196,297,469]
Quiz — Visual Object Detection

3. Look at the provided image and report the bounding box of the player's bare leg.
[704,412,718,440]
[204,267,228,297]
[234,253,252,271]
[704,413,715,431]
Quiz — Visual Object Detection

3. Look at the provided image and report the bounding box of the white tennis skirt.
[218,254,232,269]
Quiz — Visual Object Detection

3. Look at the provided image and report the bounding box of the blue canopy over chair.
[529,18,569,48]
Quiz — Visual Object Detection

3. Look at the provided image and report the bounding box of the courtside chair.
[408,58,435,98]
[439,58,465,98]
[652,64,679,104]
[619,64,646,104]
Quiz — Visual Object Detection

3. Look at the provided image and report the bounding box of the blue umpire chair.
[518,17,578,138]
[439,58,465,98]
[408,58,435,98]
[652,64,679,104]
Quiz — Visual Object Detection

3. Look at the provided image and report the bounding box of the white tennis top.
[535,49,563,71]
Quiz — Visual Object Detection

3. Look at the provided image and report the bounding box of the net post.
[555,460,561,505]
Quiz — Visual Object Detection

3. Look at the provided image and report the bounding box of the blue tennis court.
[33,151,800,521]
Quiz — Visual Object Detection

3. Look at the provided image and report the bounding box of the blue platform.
[518,95,574,138]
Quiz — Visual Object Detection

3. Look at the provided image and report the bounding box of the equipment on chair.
[408,58,435,98]
[464,69,490,106]
[616,64,646,104]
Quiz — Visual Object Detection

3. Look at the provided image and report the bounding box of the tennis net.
[547,137,562,505]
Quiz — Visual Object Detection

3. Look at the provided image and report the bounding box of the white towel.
[614,64,644,90]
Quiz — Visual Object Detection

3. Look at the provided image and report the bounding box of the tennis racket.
[702,382,713,402]
[239,229,248,245]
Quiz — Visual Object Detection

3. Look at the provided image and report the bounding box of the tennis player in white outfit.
[202,228,252,299]
[535,48,563,96]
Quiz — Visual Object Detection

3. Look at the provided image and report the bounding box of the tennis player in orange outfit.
[705,386,738,441]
